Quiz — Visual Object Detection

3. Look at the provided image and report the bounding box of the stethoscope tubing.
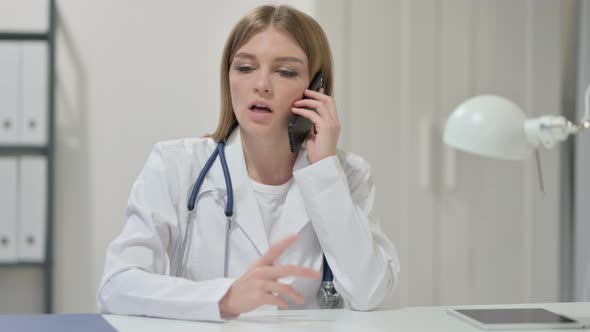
[177,141,334,285]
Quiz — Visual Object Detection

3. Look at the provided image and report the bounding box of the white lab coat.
[97,128,399,322]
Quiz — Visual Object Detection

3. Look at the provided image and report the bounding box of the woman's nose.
[254,72,272,95]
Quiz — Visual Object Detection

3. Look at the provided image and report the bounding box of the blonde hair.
[209,5,334,142]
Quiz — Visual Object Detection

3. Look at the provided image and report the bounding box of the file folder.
[20,42,48,146]
[17,156,47,262]
[0,157,18,262]
[0,0,49,33]
[0,42,20,144]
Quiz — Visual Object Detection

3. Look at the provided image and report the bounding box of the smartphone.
[288,72,326,153]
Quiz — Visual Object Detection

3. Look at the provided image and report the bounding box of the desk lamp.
[443,86,590,191]
[442,85,589,327]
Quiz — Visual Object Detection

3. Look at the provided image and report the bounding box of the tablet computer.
[447,308,585,330]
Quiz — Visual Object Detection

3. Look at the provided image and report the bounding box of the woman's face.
[229,27,310,139]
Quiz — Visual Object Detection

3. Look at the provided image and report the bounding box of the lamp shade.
[443,95,532,160]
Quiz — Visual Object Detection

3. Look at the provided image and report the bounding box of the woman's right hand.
[218,234,321,317]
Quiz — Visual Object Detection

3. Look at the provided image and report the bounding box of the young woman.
[97,5,399,322]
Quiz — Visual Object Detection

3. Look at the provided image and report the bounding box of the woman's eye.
[279,70,297,78]
[237,66,255,73]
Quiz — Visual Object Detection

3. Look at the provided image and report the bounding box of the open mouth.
[249,105,272,113]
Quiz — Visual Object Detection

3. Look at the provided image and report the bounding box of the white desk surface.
[105,302,590,332]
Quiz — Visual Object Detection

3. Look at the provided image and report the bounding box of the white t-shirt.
[250,178,293,238]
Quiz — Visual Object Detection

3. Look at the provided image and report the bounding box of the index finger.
[255,234,298,267]
[304,88,329,101]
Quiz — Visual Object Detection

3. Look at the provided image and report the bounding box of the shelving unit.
[0,0,56,313]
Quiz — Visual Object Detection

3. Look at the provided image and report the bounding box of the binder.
[0,0,49,33]
[0,42,20,144]
[17,156,47,262]
[20,42,48,146]
[0,157,18,262]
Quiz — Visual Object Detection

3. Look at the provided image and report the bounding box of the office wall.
[327,0,569,307]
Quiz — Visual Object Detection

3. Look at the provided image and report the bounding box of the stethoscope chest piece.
[317,280,343,309]
[317,255,342,309]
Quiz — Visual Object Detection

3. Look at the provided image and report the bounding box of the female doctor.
[97,4,399,322]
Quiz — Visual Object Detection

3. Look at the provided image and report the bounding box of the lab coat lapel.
[270,184,310,242]
[233,182,270,255]
[209,129,270,256]
[270,147,311,242]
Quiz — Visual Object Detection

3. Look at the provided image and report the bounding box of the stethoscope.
[174,140,343,309]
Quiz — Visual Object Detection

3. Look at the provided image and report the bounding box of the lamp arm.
[524,85,590,149]
[524,116,570,149]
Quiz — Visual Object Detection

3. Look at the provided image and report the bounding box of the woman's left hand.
[291,89,341,164]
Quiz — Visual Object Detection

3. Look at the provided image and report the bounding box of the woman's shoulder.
[139,137,217,193]
[151,137,217,160]
[142,137,218,178]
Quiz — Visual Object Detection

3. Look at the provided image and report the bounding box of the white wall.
[319,0,569,308]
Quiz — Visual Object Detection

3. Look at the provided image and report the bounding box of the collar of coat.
[200,127,312,256]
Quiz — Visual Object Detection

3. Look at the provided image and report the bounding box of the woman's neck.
[240,128,297,186]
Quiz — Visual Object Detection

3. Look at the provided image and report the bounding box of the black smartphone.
[288,72,326,153]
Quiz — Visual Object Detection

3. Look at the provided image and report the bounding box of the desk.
[104,302,590,331]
